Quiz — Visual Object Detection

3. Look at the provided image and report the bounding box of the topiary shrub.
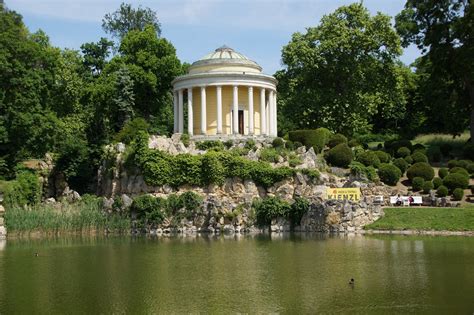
[284,140,295,150]
[432,177,443,189]
[447,160,460,169]
[438,168,449,179]
[412,177,425,191]
[411,151,428,163]
[356,151,380,167]
[293,141,303,149]
[452,188,464,201]
[347,139,360,147]
[427,146,442,163]
[378,163,402,186]
[288,128,331,153]
[325,143,353,167]
[328,133,347,148]
[396,147,411,158]
[467,163,474,175]
[384,139,412,154]
[407,162,435,181]
[443,173,469,191]
[449,166,469,177]
[252,196,290,227]
[393,158,409,174]
[437,185,448,197]
[404,155,413,164]
[374,151,391,163]
[457,160,472,169]
[422,181,434,193]
[272,137,284,148]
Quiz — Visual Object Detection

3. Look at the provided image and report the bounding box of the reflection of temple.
[172,46,277,137]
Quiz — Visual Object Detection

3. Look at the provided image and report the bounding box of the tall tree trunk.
[468,79,474,143]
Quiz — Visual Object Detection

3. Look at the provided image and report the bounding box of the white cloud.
[6,0,406,31]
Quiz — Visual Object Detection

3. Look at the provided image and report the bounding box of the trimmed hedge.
[432,177,443,189]
[374,151,391,163]
[384,139,412,153]
[404,155,413,164]
[325,143,353,167]
[412,177,425,191]
[422,181,434,193]
[288,128,331,153]
[272,137,284,148]
[393,158,409,174]
[407,162,435,181]
[357,151,380,167]
[378,163,402,186]
[449,167,469,177]
[396,147,411,158]
[442,173,469,191]
[328,133,347,148]
[411,151,428,163]
[437,185,448,197]
[438,168,449,179]
[452,188,464,201]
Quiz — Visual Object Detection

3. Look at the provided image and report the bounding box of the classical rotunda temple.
[171,45,278,137]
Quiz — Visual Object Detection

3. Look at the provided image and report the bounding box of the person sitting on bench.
[396,194,402,206]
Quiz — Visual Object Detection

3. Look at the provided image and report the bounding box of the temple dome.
[188,45,262,74]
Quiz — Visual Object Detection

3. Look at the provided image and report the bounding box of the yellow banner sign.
[326,188,361,201]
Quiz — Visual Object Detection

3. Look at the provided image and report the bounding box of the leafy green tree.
[278,3,406,135]
[113,66,135,129]
[396,0,473,140]
[81,37,113,76]
[117,24,182,130]
[102,2,161,41]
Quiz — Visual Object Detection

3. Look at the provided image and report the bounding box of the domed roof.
[188,45,262,74]
[198,45,253,62]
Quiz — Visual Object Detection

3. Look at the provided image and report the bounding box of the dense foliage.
[0,3,184,192]
[130,132,295,188]
[378,163,402,186]
[278,3,407,135]
[325,143,353,167]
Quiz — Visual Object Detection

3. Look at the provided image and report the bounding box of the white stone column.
[200,86,207,135]
[274,91,278,136]
[178,89,184,133]
[216,86,222,134]
[233,85,238,134]
[187,88,193,136]
[248,86,254,135]
[269,90,274,136]
[260,88,266,135]
[173,91,178,133]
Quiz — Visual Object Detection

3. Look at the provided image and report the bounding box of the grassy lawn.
[365,207,474,231]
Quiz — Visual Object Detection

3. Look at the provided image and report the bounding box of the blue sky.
[5,0,421,74]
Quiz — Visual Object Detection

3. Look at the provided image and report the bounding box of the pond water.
[0,234,473,314]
